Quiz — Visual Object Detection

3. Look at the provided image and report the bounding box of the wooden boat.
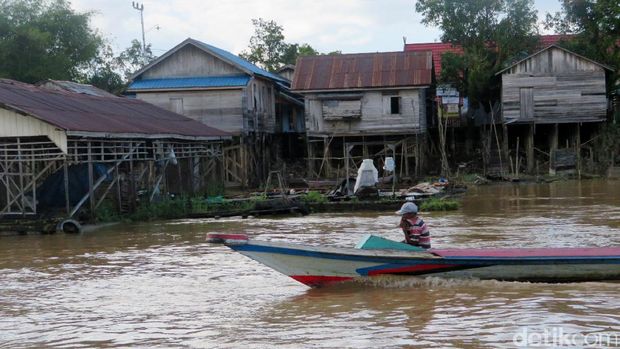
[207,233,620,287]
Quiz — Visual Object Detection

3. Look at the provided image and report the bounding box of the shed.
[496,45,613,124]
[0,79,229,221]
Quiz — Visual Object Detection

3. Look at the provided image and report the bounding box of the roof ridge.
[188,38,288,83]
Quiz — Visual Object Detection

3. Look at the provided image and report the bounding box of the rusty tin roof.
[0,79,229,140]
[292,51,432,92]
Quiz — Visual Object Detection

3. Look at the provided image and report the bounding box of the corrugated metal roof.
[36,80,118,97]
[0,79,230,140]
[127,75,250,91]
[292,51,432,91]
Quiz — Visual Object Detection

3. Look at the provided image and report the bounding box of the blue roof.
[192,40,289,84]
[127,75,250,91]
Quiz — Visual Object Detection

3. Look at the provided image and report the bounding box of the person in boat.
[396,202,431,249]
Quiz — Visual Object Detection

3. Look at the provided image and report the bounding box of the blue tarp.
[37,164,111,209]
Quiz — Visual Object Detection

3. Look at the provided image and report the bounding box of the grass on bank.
[301,191,328,204]
[419,198,459,211]
[95,195,267,223]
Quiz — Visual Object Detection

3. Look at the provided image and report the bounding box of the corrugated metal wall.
[0,108,67,153]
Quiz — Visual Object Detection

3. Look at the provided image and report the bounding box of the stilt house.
[127,38,304,187]
[292,51,432,179]
[496,44,613,174]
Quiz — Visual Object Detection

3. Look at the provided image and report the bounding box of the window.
[390,96,401,114]
[321,99,362,120]
[169,98,183,114]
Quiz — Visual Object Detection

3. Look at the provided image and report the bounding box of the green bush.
[302,191,327,204]
[128,197,189,221]
[95,200,120,223]
[419,198,459,211]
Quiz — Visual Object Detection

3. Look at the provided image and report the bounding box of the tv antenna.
[132,2,146,58]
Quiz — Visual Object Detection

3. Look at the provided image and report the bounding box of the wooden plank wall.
[304,89,426,135]
[137,90,245,135]
[142,45,243,78]
[136,43,278,135]
[245,78,276,133]
[501,47,608,123]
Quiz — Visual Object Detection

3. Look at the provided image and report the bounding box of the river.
[1,180,619,348]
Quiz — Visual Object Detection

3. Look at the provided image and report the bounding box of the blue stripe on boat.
[232,244,620,266]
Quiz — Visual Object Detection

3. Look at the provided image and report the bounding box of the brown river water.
[1,180,619,348]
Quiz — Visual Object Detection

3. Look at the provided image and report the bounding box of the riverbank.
[0,174,612,235]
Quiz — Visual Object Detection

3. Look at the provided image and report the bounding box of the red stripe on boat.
[432,247,620,258]
[367,264,459,276]
[290,275,353,287]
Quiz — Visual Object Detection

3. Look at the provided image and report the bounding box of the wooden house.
[127,38,304,187]
[496,44,613,174]
[292,51,432,179]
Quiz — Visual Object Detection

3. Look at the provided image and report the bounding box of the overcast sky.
[72,0,563,56]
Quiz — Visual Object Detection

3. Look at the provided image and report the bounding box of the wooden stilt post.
[526,123,535,173]
[549,123,559,175]
[575,123,581,179]
[64,159,70,215]
[502,123,509,176]
[17,138,24,216]
[362,136,368,159]
[177,157,182,194]
[306,137,315,177]
[344,137,349,194]
[408,136,413,177]
[240,138,247,188]
[115,164,121,214]
[87,141,95,219]
[323,137,333,177]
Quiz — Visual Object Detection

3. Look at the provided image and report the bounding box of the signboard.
[437,85,459,97]
[442,96,460,105]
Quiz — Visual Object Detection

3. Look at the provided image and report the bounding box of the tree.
[544,0,620,92]
[240,18,289,72]
[241,18,326,71]
[83,42,125,93]
[281,43,320,66]
[415,0,539,105]
[0,0,102,83]
[84,39,157,93]
[115,39,156,80]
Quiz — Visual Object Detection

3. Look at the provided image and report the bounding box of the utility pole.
[132,2,146,59]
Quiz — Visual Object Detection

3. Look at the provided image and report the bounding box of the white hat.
[396,202,418,215]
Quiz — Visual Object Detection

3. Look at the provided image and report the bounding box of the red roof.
[404,35,575,79]
[538,34,574,47]
[292,51,432,91]
[0,79,229,140]
[404,42,463,79]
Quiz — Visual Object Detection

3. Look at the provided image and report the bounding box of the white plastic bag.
[354,159,378,193]
[383,157,395,172]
